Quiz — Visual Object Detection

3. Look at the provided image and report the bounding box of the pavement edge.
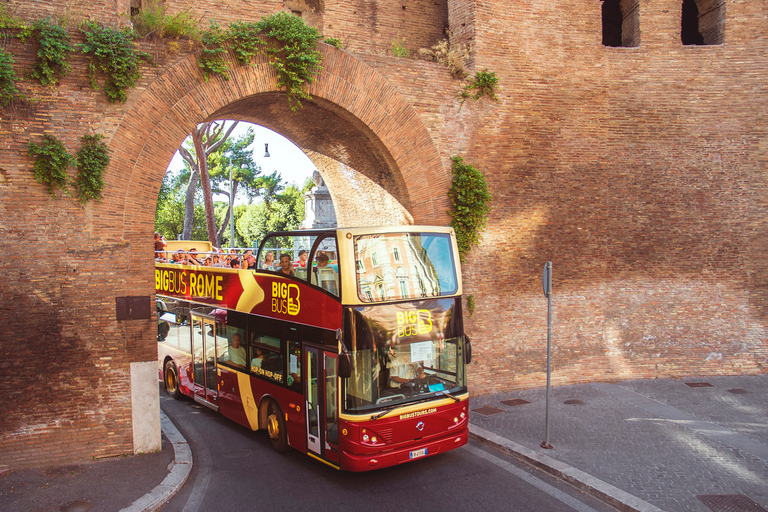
[469,424,664,512]
[119,411,193,512]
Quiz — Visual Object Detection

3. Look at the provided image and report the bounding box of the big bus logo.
[396,309,432,338]
[271,282,300,316]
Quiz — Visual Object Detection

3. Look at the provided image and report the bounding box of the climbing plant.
[228,21,262,65]
[0,49,20,106]
[29,18,73,87]
[254,12,322,110]
[460,69,499,103]
[447,156,491,261]
[28,135,74,198]
[75,134,109,203]
[198,21,229,81]
[79,22,150,103]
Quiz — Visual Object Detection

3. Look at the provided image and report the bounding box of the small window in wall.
[602,0,640,47]
[682,0,725,45]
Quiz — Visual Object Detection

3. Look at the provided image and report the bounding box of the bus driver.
[387,347,426,388]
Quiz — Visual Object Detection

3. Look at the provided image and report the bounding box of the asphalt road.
[160,389,616,512]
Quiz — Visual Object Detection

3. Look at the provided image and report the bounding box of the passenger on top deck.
[277,253,295,276]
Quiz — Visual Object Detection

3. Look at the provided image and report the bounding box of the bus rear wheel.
[164,360,181,400]
[266,401,289,452]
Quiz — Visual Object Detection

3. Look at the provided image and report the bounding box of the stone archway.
[106,44,449,448]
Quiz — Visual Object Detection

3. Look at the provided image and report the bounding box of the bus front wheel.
[266,401,289,452]
[164,360,181,400]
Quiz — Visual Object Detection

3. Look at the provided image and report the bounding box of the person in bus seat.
[154,232,167,260]
[311,251,338,293]
[388,348,426,388]
[261,251,275,270]
[277,253,294,276]
[229,257,241,269]
[244,252,258,270]
[295,249,308,268]
[225,333,246,368]
[250,346,266,369]
[187,249,202,266]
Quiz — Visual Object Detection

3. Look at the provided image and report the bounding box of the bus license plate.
[409,448,427,459]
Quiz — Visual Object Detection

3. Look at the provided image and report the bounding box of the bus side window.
[288,339,301,391]
[248,316,286,385]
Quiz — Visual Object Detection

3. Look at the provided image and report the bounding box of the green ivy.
[28,135,74,198]
[466,294,476,316]
[79,22,150,103]
[198,21,229,81]
[30,18,74,87]
[448,156,491,261]
[75,134,109,203]
[0,49,20,106]
[324,37,342,48]
[254,12,322,111]
[229,21,264,65]
[460,69,499,103]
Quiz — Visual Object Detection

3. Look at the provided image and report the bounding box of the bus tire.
[266,400,289,452]
[164,360,181,400]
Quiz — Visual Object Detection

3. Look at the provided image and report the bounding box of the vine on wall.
[28,135,73,198]
[79,22,151,103]
[448,156,491,262]
[0,49,20,106]
[75,134,109,203]
[29,18,73,87]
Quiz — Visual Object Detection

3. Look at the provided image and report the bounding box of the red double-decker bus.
[156,226,471,471]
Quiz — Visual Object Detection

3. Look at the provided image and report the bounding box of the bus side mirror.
[464,335,472,365]
[338,352,353,378]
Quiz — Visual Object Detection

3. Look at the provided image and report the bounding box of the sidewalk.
[0,411,191,512]
[469,374,768,512]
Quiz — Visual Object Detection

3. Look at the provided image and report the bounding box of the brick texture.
[0,0,766,469]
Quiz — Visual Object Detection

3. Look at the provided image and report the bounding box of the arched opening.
[602,0,640,48]
[682,0,725,46]
[111,47,448,451]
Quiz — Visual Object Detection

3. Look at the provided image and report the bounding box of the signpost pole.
[541,261,553,449]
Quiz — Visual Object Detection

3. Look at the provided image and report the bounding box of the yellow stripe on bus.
[237,371,259,430]
[236,270,265,312]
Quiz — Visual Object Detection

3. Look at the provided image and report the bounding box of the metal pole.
[229,159,235,249]
[542,261,553,449]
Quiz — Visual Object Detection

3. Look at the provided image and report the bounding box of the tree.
[237,183,307,246]
[177,121,238,242]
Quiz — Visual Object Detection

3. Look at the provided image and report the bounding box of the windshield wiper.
[438,390,460,403]
[370,404,400,421]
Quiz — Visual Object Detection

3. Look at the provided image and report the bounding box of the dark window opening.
[682,0,725,45]
[602,0,640,48]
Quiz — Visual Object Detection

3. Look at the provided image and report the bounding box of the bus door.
[305,346,340,465]
[191,313,219,410]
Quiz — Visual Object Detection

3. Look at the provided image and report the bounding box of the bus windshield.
[354,232,457,302]
[344,298,466,413]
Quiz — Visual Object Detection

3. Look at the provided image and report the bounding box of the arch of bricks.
[110,45,447,259]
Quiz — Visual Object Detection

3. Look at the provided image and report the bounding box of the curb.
[119,411,193,512]
[469,424,664,512]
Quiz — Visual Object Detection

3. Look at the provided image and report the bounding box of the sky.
[165,121,317,203]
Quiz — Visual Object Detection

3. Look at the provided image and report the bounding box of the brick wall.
[0,0,766,469]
